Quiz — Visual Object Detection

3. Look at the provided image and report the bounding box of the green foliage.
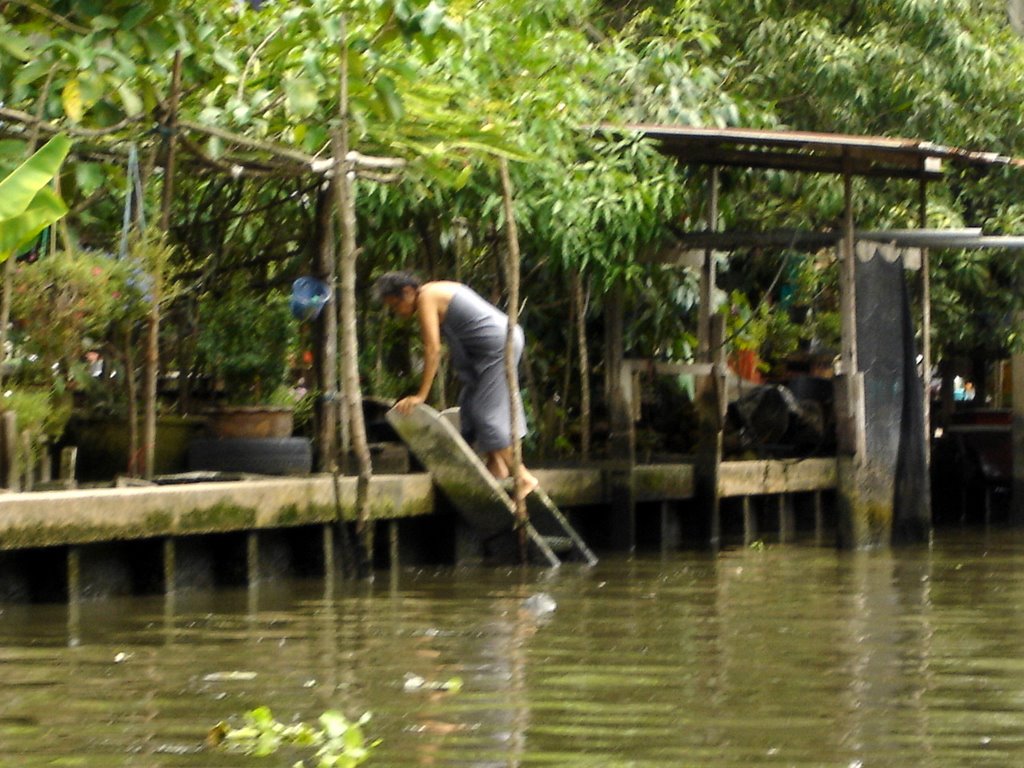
[9,248,147,384]
[5,0,1024,444]
[0,385,72,447]
[208,706,378,767]
[0,386,72,470]
[0,135,71,261]
[196,280,298,404]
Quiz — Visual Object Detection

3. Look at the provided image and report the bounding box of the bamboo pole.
[333,18,374,574]
[498,158,528,560]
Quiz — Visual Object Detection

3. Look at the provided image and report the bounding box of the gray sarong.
[441,285,526,452]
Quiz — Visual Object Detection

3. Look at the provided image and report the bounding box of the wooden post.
[143,50,183,480]
[333,19,374,574]
[605,279,635,552]
[163,537,176,594]
[695,314,727,549]
[59,446,77,489]
[388,520,399,574]
[498,158,528,561]
[571,268,591,461]
[917,179,934,537]
[314,186,338,473]
[67,546,81,645]
[2,412,18,490]
[246,531,260,587]
[835,164,870,548]
[742,496,757,546]
[20,430,32,491]
[697,168,719,362]
[778,494,795,543]
[813,490,825,545]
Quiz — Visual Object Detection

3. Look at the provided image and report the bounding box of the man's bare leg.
[486,446,538,501]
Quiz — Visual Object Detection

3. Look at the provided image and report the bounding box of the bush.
[195,279,298,404]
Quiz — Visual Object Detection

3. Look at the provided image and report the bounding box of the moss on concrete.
[178,503,257,533]
[271,503,335,527]
[0,509,177,550]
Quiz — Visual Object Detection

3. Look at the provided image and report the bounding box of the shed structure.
[598,123,1024,549]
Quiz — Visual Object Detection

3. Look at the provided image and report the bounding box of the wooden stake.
[571,268,591,461]
[498,158,528,561]
[333,19,374,575]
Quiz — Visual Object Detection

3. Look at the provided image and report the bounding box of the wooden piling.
[606,279,636,552]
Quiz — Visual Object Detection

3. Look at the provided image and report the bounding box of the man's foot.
[515,473,539,502]
[497,474,540,502]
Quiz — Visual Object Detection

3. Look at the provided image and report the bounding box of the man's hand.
[395,394,425,414]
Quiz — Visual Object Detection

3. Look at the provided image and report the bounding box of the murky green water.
[3,528,1024,766]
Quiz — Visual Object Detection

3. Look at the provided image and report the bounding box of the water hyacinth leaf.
[319,710,351,739]
[342,722,365,752]
[247,706,276,728]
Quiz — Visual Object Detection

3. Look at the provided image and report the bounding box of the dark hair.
[373,270,422,300]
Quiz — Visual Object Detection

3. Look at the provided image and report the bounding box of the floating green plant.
[208,706,378,767]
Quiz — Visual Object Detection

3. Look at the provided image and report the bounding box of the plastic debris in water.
[522,592,557,616]
[403,672,463,693]
[203,671,258,682]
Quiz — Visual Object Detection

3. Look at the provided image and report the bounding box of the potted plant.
[195,278,299,438]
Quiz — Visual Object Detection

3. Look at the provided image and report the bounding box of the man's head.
[375,270,421,318]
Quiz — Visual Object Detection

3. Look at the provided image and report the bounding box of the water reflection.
[3,531,1024,765]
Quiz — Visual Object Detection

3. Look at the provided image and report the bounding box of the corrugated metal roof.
[596,123,1024,180]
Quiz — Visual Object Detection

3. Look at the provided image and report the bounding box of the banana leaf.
[0,134,71,262]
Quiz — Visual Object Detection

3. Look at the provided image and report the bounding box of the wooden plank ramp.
[386,404,596,567]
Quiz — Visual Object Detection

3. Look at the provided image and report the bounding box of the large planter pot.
[61,414,208,481]
[205,405,294,439]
